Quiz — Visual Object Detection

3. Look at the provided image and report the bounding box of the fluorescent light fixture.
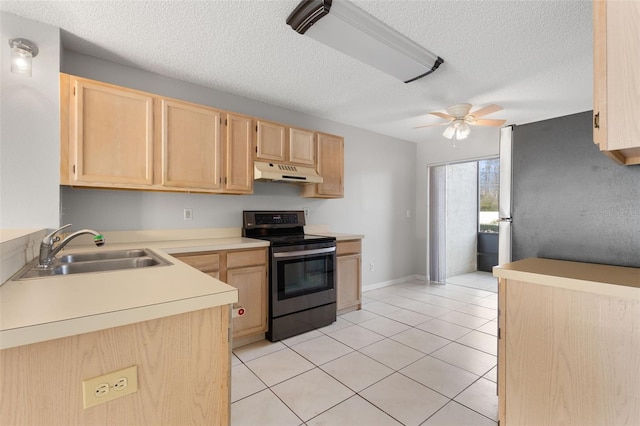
[286,0,444,83]
[9,38,39,77]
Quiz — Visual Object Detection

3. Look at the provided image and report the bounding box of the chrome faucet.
[38,224,105,268]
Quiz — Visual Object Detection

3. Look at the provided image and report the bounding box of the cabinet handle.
[594,112,600,129]
[273,247,336,258]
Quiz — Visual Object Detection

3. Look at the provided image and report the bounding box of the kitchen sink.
[16,248,171,280]
[59,249,149,263]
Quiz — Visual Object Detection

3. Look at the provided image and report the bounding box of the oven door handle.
[273,247,336,258]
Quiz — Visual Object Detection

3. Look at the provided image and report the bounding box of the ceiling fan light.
[457,122,471,139]
[455,128,469,140]
[442,125,455,139]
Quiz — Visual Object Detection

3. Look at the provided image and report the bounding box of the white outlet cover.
[82,365,138,409]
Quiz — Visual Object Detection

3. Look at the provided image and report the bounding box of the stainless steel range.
[242,211,337,342]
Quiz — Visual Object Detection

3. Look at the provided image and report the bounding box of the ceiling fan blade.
[470,104,503,118]
[429,112,455,120]
[414,122,449,129]
[474,119,507,127]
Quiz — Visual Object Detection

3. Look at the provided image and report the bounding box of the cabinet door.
[289,127,315,166]
[227,265,267,338]
[337,254,361,312]
[497,278,506,425]
[256,120,286,162]
[316,132,344,197]
[71,78,153,186]
[224,114,253,193]
[173,252,220,275]
[161,99,222,191]
[593,0,607,150]
[593,0,640,165]
[605,1,640,152]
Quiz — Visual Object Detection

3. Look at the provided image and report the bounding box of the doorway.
[427,158,500,284]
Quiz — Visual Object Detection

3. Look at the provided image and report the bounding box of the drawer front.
[337,240,361,256]
[227,248,266,269]
[174,252,220,272]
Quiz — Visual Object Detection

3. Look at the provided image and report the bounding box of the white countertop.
[493,258,640,299]
[0,235,269,350]
[319,232,365,241]
[304,225,364,241]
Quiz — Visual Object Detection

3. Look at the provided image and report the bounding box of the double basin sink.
[17,249,171,280]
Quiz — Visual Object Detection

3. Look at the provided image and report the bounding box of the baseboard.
[362,274,426,292]
[232,333,265,349]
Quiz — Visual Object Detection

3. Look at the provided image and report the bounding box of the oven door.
[270,242,336,318]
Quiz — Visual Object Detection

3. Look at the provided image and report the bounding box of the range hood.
[254,161,323,184]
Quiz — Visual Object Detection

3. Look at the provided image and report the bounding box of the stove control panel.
[243,211,305,228]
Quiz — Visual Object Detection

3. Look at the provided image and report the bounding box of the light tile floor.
[231,271,498,426]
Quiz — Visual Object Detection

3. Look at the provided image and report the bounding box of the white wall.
[0,12,60,228]
[415,128,499,277]
[446,162,478,277]
[61,51,417,287]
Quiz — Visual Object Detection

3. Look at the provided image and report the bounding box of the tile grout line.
[231,273,498,425]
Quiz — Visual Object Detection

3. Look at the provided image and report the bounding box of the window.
[478,159,500,233]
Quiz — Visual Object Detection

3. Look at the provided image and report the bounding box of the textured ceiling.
[1,0,593,144]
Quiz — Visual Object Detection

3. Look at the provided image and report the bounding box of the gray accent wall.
[512,111,640,268]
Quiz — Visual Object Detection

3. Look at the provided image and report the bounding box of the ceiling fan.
[415,103,506,140]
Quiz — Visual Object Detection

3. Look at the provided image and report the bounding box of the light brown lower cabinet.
[175,248,268,339]
[336,239,362,314]
[0,306,230,425]
[496,259,640,425]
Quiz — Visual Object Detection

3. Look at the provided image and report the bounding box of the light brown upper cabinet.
[61,73,344,194]
[301,132,344,198]
[255,120,317,167]
[255,120,286,162]
[223,113,254,194]
[161,99,222,191]
[62,74,154,187]
[593,0,640,165]
[288,127,316,166]
[61,73,255,194]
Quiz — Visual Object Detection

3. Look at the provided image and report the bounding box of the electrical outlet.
[183,208,193,221]
[369,262,375,272]
[304,208,309,217]
[82,365,138,409]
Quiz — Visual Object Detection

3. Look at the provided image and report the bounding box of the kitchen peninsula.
[493,258,640,425]
[0,228,267,425]
[0,226,362,425]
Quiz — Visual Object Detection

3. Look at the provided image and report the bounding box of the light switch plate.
[82,365,138,409]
